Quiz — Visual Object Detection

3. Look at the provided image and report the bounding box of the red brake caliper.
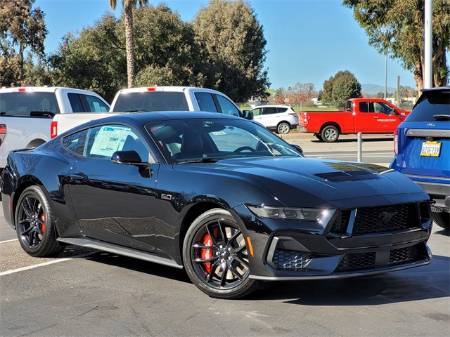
[39,210,46,233]
[200,233,213,274]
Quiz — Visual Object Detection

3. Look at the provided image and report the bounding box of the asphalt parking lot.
[1,134,449,337]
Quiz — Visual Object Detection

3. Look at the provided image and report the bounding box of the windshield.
[0,92,60,117]
[112,92,189,112]
[145,118,301,163]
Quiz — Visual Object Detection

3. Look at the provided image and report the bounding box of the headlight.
[247,205,335,226]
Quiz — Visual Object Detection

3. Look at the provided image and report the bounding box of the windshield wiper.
[177,157,220,164]
[433,114,450,121]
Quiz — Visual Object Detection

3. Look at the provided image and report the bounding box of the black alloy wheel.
[15,186,62,257]
[183,209,258,299]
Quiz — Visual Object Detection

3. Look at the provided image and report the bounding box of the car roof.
[0,86,103,96]
[253,105,291,108]
[422,86,450,93]
[116,86,227,95]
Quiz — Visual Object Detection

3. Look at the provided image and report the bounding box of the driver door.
[67,124,161,252]
[373,102,400,133]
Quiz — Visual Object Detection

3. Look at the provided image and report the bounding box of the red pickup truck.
[299,98,409,142]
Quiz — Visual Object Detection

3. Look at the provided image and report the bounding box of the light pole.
[424,0,433,89]
[384,54,388,99]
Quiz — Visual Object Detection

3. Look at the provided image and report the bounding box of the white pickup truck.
[52,86,246,137]
[0,86,109,170]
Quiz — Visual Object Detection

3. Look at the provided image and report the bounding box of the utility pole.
[424,0,433,89]
[397,75,400,105]
[384,54,388,99]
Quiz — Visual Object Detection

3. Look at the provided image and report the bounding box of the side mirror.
[111,150,145,165]
[290,144,303,156]
[241,110,253,120]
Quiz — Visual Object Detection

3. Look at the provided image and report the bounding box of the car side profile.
[250,105,299,134]
[1,112,432,299]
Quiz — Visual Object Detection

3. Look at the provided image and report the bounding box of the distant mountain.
[361,84,395,96]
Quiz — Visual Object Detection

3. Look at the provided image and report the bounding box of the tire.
[432,211,449,230]
[15,186,62,257]
[182,208,258,299]
[277,122,291,134]
[321,125,339,142]
[314,133,323,141]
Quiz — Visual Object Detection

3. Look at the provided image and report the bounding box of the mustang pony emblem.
[379,211,398,224]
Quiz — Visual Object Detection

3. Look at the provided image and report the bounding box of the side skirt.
[57,237,183,269]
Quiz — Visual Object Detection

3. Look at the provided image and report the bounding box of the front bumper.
[233,201,432,280]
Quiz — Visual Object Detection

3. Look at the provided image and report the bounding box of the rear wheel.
[432,211,449,230]
[15,186,62,257]
[321,125,339,142]
[277,122,291,134]
[182,208,258,299]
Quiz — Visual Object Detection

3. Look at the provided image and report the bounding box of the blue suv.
[391,87,450,230]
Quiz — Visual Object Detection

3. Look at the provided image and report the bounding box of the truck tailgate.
[53,113,119,136]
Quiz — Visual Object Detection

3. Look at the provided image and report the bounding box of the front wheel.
[321,125,339,142]
[432,211,449,230]
[277,122,291,134]
[182,208,258,299]
[15,186,62,257]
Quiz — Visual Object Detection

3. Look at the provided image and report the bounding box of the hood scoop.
[315,170,379,182]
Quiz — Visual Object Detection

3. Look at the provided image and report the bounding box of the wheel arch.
[26,138,46,149]
[178,200,231,263]
[320,122,341,134]
[11,176,46,228]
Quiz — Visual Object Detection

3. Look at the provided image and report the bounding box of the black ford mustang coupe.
[1,112,432,299]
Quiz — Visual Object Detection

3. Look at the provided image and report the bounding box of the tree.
[321,70,362,107]
[343,0,450,94]
[109,0,148,88]
[51,6,203,101]
[0,0,47,85]
[193,0,269,102]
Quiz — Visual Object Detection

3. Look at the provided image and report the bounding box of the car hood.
[176,157,425,207]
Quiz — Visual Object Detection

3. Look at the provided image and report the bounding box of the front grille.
[272,249,312,271]
[336,243,427,273]
[336,252,376,272]
[353,203,418,235]
[331,210,351,235]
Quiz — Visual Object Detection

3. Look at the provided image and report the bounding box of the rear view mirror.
[111,150,145,165]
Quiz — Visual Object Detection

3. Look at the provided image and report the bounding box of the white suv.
[249,105,298,134]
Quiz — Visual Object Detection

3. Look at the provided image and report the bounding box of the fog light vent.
[272,249,312,271]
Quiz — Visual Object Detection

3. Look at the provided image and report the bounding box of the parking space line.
[0,238,18,244]
[0,252,93,276]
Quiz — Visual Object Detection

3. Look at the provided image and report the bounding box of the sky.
[35,0,418,90]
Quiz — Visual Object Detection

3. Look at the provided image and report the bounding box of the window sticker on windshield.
[90,126,132,158]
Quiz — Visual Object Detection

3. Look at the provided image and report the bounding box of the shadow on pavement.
[79,247,450,306]
[86,251,190,283]
[249,255,450,305]
[311,137,393,143]
[434,228,450,237]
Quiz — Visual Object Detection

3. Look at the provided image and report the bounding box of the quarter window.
[62,129,89,155]
[84,95,109,112]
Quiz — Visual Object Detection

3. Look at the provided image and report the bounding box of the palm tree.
[109,0,148,88]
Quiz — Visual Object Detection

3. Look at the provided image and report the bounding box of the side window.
[62,129,89,155]
[359,102,370,113]
[215,95,240,116]
[263,107,278,115]
[195,92,218,112]
[86,125,149,162]
[68,93,86,113]
[373,102,394,115]
[276,107,288,113]
[84,95,109,113]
